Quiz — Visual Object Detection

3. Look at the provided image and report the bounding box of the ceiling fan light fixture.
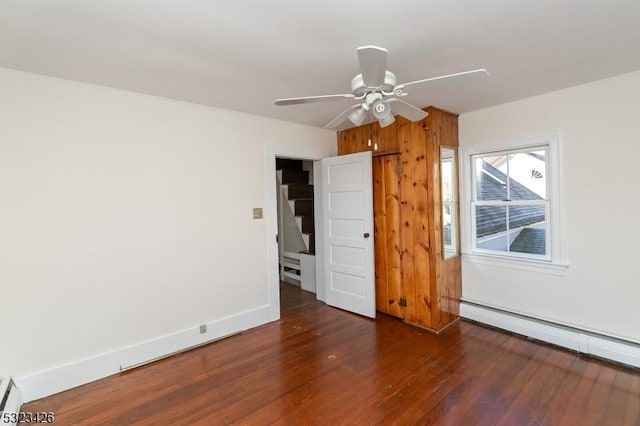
[378,114,395,128]
[371,99,389,119]
[348,105,368,126]
[372,99,394,127]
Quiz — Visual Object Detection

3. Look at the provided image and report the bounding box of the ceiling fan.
[274,46,489,129]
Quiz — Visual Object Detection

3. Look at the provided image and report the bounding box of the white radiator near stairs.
[0,378,23,426]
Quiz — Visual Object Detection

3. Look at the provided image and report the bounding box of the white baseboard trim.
[15,305,273,403]
[460,301,640,369]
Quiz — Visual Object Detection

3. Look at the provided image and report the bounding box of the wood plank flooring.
[279,282,317,313]
[23,285,640,425]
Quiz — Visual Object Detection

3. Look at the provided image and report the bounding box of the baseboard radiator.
[460,301,640,369]
[0,378,23,426]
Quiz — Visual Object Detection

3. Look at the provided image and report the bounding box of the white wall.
[459,70,640,343]
[0,68,335,385]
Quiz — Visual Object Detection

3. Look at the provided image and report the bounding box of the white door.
[321,151,375,318]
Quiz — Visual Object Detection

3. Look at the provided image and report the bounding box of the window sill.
[462,252,569,276]
[444,248,458,259]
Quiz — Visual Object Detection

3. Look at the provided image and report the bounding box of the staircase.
[276,158,315,254]
[276,159,315,285]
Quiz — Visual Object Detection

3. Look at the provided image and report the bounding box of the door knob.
[364,232,370,238]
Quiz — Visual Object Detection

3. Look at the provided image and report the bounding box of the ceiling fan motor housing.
[351,71,397,96]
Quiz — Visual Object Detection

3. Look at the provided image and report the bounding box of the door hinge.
[395,162,404,175]
[399,298,407,307]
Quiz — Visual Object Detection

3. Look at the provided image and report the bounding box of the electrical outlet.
[199,324,207,334]
[253,208,263,219]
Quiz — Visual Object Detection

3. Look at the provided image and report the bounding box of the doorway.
[275,157,318,314]
[265,147,374,321]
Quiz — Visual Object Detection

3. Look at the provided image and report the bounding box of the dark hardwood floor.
[23,286,640,425]
[280,281,317,313]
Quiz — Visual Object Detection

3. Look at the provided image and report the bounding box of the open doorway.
[266,148,373,321]
[275,157,318,314]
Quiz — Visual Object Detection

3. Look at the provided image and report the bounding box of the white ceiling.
[1,0,640,128]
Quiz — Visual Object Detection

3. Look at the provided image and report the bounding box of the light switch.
[253,208,263,219]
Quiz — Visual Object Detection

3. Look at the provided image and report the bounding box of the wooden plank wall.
[372,155,403,318]
[396,118,415,323]
[398,118,432,329]
[337,124,367,155]
[371,122,400,154]
[338,122,400,156]
[426,109,462,330]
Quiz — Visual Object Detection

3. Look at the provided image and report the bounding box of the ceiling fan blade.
[274,93,356,106]
[357,46,388,88]
[396,68,489,91]
[324,105,362,129]
[388,99,428,121]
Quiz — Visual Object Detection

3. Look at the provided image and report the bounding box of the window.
[462,135,567,274]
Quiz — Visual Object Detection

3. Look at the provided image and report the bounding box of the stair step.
[281,169,309,184]
[287,184,314,199]
[295,200,314,217]
[276,158,304,171]
[308,233,315,254]
[301,216,314,234]
[300,232,314,255]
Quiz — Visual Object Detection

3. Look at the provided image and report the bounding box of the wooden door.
[372,155,404,318]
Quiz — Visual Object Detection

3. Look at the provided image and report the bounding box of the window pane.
[508,205,546,230]
[508,205,546,256]
[443,204,454,246]
[508,150,546,200]
[442,147,458,258]
[475,206,507,251]
[441,159,454,203]
[475,155,507,201]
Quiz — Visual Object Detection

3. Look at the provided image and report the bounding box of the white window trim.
[460,134,569,275]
